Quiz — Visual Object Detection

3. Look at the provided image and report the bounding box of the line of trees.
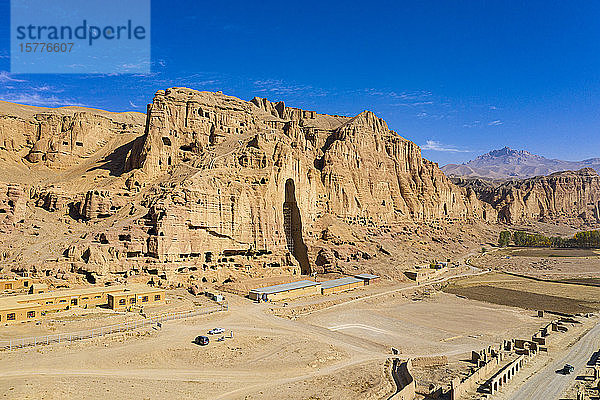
[498,230,600,248]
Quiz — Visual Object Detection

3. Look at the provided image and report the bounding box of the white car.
[208,328,225,335]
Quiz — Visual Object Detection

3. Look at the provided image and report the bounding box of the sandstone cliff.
[466,168,600,226]
[0,89,500,283]
[0,101,144,167]
[0,183,27,233]
[124,88,495,273]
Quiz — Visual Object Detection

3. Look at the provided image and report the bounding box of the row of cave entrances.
[91,178,311,275]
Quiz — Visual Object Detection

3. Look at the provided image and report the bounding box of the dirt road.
[294,266,489,318]
[506,321,600,400]
[0,266,541,400]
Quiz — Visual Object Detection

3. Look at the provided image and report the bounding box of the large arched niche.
[283,178,311,274]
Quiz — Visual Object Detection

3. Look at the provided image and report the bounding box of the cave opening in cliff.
[283,179,311,274]
[84,271,96,284]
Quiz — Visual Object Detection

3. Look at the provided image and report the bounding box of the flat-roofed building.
[0,302,42,323]
[404,266,448,283]
[107,291,138,311]
[107,287,165,311]
[320,277,364,295]
[0,277,32,291]
[28,283,48,294]
[0,284,165,324]
[354,273,380,285]
[249,280,321,302]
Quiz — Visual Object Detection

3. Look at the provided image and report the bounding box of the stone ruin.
[448,316,584,399]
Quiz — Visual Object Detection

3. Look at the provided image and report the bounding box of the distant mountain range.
[441,147,600,179]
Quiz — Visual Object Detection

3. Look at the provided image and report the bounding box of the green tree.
[512,231,527,246]
[509,229,599,249]
[498,231,511,247]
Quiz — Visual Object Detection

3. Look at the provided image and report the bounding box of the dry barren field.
[451,245,600,314]
[471,247,600,279]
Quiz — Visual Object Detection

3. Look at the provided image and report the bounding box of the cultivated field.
[444,272,600,314]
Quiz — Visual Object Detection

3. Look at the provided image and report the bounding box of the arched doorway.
[283,179,311,274]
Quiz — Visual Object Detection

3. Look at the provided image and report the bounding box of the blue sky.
[1,0,599,165]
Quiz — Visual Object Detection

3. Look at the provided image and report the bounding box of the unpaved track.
[506,321,600,400]
[0,298,391,400]
[294,266,489,317]
[0,267,511,400]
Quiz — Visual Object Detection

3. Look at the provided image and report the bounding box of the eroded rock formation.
[471,168,600,226]
[0,89,503,282]
[0,102,144,166]
[124,88,495,270]
[0,183,27,233]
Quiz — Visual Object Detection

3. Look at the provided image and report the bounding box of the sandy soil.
[300,291,549,357]
[0,271,558,400]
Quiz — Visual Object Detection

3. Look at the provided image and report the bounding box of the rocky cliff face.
[0,183,28,233]
[473,168,600,226]
[0,89,595,284]
[124,88,495,272]
[0,89,500,282]
[0,101,144,166]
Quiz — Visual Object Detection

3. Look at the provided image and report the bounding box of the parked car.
[194,335,209,346]
[208,328,225,335]
[562,364,574,374]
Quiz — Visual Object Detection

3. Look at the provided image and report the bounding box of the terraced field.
[444,272,600,314]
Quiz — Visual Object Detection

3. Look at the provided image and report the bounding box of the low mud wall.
[412,355,448,368]
[389,359,416,400]
[450,357,500,400]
